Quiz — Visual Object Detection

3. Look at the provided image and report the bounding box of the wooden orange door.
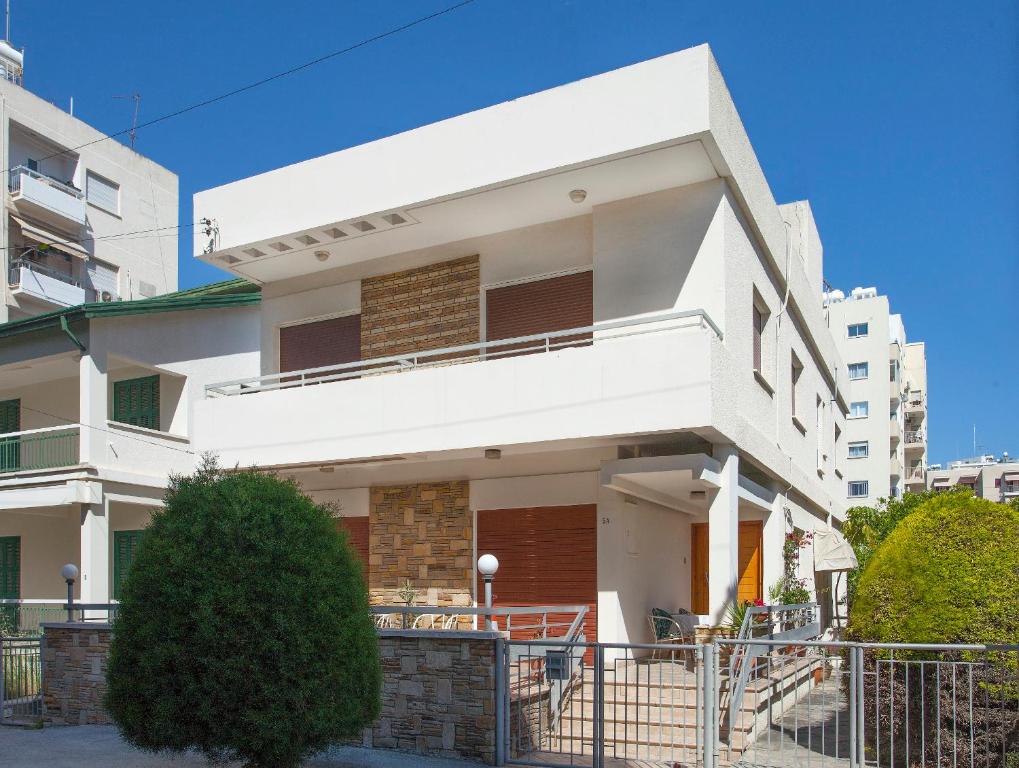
[691,521,763,614]
[476,505,597,645]
[737,521,763,605]
[691,523,709,614]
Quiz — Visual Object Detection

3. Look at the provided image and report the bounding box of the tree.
[842,488,963,605]
[106,459,380,768]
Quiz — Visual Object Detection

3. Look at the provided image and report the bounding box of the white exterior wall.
[0,80,178,322]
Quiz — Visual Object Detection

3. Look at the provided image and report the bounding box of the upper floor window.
[848,441,869,458]
[752,291,770,374]
[848,480,869,498]
[86,170,120,215]
[850,401,869,419]
[112,375,160,430]
[790,353,804,425]
[26,158,38,172]
[848,322,868,338]
[848,362,869,380]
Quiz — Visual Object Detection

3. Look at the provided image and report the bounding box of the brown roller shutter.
[477,505,597,653]
[486,271,593,354]
[335,516,369,577]
[279,314,361,378]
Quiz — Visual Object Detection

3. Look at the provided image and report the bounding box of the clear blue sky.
[15,0,1018,465]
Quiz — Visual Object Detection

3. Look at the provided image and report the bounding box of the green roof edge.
[0,279,260,341]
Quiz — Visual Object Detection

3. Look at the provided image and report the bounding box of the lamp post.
[61,564,78,622]
[477,554,499,631]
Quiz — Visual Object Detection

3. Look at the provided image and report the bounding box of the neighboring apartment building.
[826,287,928,506]
[0,39,178,323]
[0,281,259,603]
[191,45,852,646]
[928,454,1019,503]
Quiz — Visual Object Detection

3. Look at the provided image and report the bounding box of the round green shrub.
[848,493,1019,644]
[106,460,380,768]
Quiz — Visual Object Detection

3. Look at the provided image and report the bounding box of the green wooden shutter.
[112,376,160,430]
[0,536,19,632]
[113,530,145,600]
[0,399,21,472]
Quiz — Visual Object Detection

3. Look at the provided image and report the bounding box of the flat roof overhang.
[194,45,738,284]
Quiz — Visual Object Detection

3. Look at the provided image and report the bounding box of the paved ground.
[0,725,488,768]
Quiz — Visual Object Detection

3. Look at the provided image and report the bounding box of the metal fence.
[499,638,1019,768]
[0,426,80,473]
[0,635,42,723]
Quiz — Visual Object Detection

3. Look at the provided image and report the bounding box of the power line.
[1,0,477,175]
[19,404,196,456]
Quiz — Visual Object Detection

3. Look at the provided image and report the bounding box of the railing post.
[702,642,716,768]
[593,643,605,768]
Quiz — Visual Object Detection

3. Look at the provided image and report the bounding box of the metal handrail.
[0,426,80,473]
[8,257,82,288]
[904,430,924,444]
[8,165,84,199]
[369,603,588,639]
[205,308,723,397]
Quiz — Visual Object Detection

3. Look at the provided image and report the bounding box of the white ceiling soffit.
[216,140,717,283]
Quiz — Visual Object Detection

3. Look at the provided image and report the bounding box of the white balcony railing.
[206,309,723,398]
[904,430,925,445]
[8,165,87,225]
[8,259,87,308]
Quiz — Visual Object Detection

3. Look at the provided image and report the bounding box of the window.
[848,362,869,380]
[791,353,803,421]
[848,322,868,338]
[86,170,120,214]
[850,401,869,419]
[0,399,21,473]
[112,375,160,430]
[848,480,869,498]
[848,441,869,458]
[752,304,764,371]
[113,530,145,600]
[816,396,826,471]
[26,158,37,172]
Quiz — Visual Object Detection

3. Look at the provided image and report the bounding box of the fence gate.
[0,634,42,723]
[498,639,1019,768]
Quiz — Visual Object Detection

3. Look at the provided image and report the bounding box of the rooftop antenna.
[5,0,10,41]
[114,92,141,148]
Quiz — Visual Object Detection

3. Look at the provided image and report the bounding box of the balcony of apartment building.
[1001,476,1019,499]
[889,415,901,446]
[8,249,87,309]
[8,164,87,230]
[904,461,926,489]
[904,427,926,453]
[904,388,926,416]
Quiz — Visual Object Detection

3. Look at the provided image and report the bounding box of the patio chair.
[648,608,696,660]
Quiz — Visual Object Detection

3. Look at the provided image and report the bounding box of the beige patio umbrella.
[812,527,858,629]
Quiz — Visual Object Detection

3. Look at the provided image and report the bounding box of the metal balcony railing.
[206,309,723,397]
[0,426,80,474]
[904,430,925,445]
[8,165,83,200]
[7,258,81,289]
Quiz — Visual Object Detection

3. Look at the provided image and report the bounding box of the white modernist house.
[825,288,928,505]
[0,282,259,605]
[191,45,852,644]
[0,39,178,323]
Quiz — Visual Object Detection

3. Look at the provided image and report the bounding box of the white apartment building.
[825,288,928,506]
[190,45,853,645]
[928,454,1019,502]
[0,40,178,323]
[0,281,259,604]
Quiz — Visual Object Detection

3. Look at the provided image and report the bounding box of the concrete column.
[708,444,739,624]
[78,340,107,465]
[79,500,109,603]
[763,484,788,600]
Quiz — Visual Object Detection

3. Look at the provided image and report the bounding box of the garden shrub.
[848,494,1019,766]
[106,458,380,768]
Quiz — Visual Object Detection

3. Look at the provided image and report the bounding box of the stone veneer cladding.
[41,624,113,725]
[369,482,473,606]
[360,254,480,359]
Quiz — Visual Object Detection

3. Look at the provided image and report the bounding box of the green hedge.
[849,493,1019,644]
[106,460,380,768]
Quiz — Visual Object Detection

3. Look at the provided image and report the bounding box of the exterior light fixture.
[569,189,587,203]
[61,563,79,622]
[477,554,499,631]
[315,250,330,262]
[484,448,502,460]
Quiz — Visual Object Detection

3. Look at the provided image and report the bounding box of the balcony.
[0,426,80,474]
[8,166,87,228]
[889,456,903,477]
[905,465,926,486]
[889,377,901,404]
[1002,481,1019,497]
[904,390,926,414]
[196,311,720,469]
[8,258,87,308]
[889,419,901,445]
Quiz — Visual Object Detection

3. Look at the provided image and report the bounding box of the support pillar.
[707,444,739,624]
[79,500,109,604]
[78,342,107,465]
[763,483,788,601]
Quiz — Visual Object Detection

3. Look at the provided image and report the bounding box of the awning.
[10,214,88,258]
[813,527,859,573]
[1003,471,1019,480]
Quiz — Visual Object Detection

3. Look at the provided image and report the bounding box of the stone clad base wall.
[41,623,113,725]
[367,631,497,763]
